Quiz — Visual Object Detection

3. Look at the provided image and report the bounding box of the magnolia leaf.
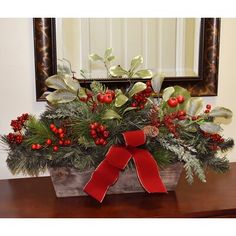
[102,109,122,120]
[130,55,143,72]
[128,82,147,97]
[89,53,103,62]
[109,65,127,77]
[151,74,165,93]
[46,89,77,104]
[45,75,69,90]
[104,48,112,59]
[123,107,138,114]
[115,94,129,107]
[135,69,153,79]
[107,55,115,62]
[64,75,80,92]
[209,107,233,119]
[162,87,175,101]
[115,89,123,97]
[186,97,203,116]
[200,122,223,134]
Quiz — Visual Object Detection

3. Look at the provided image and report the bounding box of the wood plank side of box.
[49,162,183,197]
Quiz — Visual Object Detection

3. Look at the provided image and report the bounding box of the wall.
[0,18,236,179]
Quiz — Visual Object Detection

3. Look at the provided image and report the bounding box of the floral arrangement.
[1,49,234,201]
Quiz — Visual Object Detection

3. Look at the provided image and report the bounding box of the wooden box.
[49,162,183,198]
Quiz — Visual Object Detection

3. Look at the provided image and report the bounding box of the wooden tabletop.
[1,162,236,218]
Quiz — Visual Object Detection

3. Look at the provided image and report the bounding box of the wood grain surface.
[0,163,236,218]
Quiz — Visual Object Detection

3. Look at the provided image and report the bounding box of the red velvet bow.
[83,130,167,202]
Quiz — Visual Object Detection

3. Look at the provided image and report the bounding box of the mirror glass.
[56,18,201,79]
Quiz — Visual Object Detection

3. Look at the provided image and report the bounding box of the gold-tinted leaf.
[107,55,115,62]
[64,75,80,92]
[109,65,127,77]
[115,94,129,107]
[162,87,175,101]
[151,74,165,93]
[45,75,68,90]
[102,109,122,120]
[130,55,143,72]
[186,97,203,116]
[200,122,222,134]
[209,107,233,119]
[128,82,147,97]
[123,107,138,114]
[135,69,153,79]
[104,48,112,59]
[46,89,77,104]
[89,53,103,61]
[78,88,87,98]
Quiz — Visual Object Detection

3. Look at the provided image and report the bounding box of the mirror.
[56,18,200,78]
[33,18,220,101]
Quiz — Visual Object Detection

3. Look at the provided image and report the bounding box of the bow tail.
[132,148,167,193]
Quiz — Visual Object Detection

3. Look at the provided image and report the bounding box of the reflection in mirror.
[56,18,200,79]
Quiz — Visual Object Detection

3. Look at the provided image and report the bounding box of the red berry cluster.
[97,90,115,104]
[167,95,185,108]
[131,81,153,109]
[7,113,29,144]
[163,113,179,138]
[10,113,29,132]
[202,131,224,151]
[89,122,110,146]
[204,104,211,113]
[31,123,72,152]
[7,133,23,144]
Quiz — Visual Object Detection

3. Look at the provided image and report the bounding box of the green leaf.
[135,69,153,79]
[162,87,175,101]
[130,55,143,72]
[186,97,203,116]
[209,107,233,119]
[151,74,165,93]
[104,48,112,59]
[107,55,115,62]
[115,94,129,107]
[200,122,222,134]
[89,53,103,61]
[46,89,77,104]
[45,75,68,90]
[128,82,147,97]
[109,65,127,77]
[102,109,122,120]
[64,75,80,92]
[123,107,138,114]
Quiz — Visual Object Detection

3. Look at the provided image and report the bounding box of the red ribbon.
[83,130,167,202]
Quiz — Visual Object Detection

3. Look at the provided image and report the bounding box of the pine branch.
[219,138,234,153]
[204,157,230,173]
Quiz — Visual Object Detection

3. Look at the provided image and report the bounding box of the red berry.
[46,139,52,145]
[204,109,210,113]
[206,104,211,110]
[53,146,59,152]
[167,97,179,107]
[131,102,137,107]
[146,80,152,87]
[176,95,185,104]
[90,129,97,135]
[93,122,99,128]
[31,144,37,150]
[59,133,65,139]
[50,124,55,129]
[103,131,110,138]
[58,128,63,134]
[95,139,100,145]
[192,116,197,121]
[99,125,106,132]
[35,144,42,150]
[59,140,64,145]
[178,110,186,117]
[178,115,186,120]
[97,93,104,103]
[103,94,113,104]
[106,90,115,99]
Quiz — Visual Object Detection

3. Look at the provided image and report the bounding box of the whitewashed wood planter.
[49,162,183,198]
